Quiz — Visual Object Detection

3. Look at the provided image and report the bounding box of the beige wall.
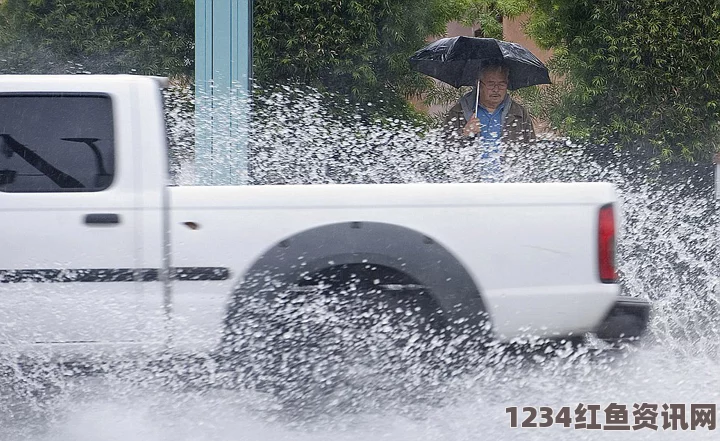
[503,15,552,64]
[445,22,475,38]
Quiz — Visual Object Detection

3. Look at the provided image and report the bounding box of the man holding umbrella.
[409,37,549,180]
[444,59,535,144]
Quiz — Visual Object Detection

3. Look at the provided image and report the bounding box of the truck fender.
[223,221,489,334]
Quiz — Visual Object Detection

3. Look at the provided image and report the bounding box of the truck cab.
[0,76,169,354]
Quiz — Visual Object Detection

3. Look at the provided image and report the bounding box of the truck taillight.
[598,203,617,283]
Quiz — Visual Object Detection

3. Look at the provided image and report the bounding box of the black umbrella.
[409,36,551,90]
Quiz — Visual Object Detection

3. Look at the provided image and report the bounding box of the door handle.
[84,213,120,225]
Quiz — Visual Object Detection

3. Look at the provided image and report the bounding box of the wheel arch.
[225,221,488,331]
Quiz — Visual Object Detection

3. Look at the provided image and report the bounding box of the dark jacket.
[443,90,535,144]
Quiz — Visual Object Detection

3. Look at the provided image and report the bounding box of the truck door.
[0,91,158,349]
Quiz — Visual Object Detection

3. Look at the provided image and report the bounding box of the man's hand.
[462,113,481,137]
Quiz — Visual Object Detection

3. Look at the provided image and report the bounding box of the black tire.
[219,263,488,404]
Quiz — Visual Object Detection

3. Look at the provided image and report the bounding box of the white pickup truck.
[0,75,649,362]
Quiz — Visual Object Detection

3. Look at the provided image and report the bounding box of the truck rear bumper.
[595,296,651,342]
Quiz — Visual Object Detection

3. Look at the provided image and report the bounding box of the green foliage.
[0,0,532,120]
[455,0,530,39]
[513,81,568,128]
[525,0,720,161]
[253,0,530,119]
[0,0,194,76]
[255,0,447,118]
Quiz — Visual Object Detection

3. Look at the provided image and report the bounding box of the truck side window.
[0,93,114,193]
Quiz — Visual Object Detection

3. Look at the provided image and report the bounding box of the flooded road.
[2,343,719,441]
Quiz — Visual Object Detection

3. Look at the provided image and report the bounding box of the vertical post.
[195,0,252,185]
[715,153,720,200]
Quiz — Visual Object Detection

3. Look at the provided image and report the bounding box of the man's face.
[479,69,509,110]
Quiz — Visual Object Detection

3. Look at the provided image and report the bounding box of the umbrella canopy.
[409,36,551,90]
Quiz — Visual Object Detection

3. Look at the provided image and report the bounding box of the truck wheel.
[221,263,483,400]
[288,262,450,353]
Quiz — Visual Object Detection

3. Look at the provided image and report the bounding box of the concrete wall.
[503,15,552,64]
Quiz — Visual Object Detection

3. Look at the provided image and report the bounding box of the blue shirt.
[476,100,506,143]
[475,100,506,182]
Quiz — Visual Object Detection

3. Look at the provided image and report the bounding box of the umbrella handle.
[475,80,480,113]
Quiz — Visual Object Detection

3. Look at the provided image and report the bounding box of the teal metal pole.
[195,0,252,185]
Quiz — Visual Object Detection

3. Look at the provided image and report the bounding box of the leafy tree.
[0,0,194,76]
[252,0,530,118]
[0,0,531,119]
[525,0,720,161]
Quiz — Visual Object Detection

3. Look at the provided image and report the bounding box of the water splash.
[166,84,720,352]
[2,84,719,440]
[162,81,720,366]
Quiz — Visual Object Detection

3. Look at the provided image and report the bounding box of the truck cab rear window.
[0,93,115,192]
